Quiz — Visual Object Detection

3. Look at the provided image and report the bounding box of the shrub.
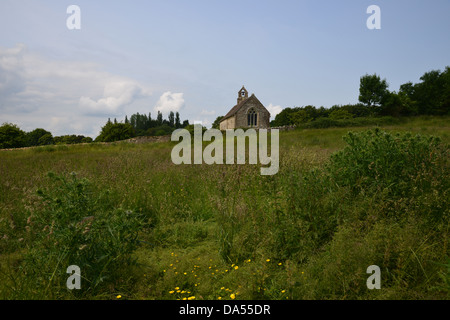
[0,123,26,149]
[327,129,447,197]
[21,172,145,298]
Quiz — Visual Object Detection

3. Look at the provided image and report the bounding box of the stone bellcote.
[237,86,248,104]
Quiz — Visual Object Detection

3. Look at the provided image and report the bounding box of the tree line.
[94,110,190,142]
[2,66,449,148]
[0,124,93,149]
[0,111,191,149]
[269,66,449,127]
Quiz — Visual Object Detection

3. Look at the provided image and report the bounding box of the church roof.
[221,94,269,122]
[221,96,251,120]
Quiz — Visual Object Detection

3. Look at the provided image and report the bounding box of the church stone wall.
[220,116,236,130]
[235,100,270,129]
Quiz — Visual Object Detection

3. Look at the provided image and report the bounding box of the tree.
[358,74,389,111]
[95,121,136,142]
[211,116,224,129]
[157,111,163,126]
[0,123,26,149]
[412,68,449,115]
[26,128,52,147]
[175,112,181,128]
[38,133,54,146]
[168,111,175,127]
[329,109,354,120]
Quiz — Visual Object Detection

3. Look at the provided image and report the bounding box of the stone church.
[219,86,271,130]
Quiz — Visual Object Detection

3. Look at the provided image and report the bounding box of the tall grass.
[0,117,448,300]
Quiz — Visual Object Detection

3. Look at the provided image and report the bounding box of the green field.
[0,116,448,300]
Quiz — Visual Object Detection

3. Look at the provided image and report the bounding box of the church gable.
[220,86,271,130]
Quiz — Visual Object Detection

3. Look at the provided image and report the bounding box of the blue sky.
[0,0,449,137]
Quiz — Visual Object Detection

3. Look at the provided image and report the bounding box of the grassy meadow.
[0,116,448,300]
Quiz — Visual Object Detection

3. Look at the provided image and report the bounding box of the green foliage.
[21,172,145,298]
[328,129,447,197]
[328,108,354,120]
[146,124,174,136]
[37,133,54,146]
[95,120,136,142]
[25,128,53,147]
[212,116,224,129]
[359,73,390,109]
[54,135,92,145]
[0,123,26,149]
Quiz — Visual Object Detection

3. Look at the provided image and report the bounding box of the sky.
[0,0,449,138]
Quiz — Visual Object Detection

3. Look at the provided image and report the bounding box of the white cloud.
[200,109,215,116]
[267,103,283,119]
[154,91,185,115]
[0,44,153,136]
[79,79,151,115]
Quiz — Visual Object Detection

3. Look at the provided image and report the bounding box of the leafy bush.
[22,172,145,298]
[327,129,447,196]
[0,123,26,149]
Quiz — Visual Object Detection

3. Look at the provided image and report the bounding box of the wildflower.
[230,293,236,299]
[181,291,186,294]
[266,259,270,262]
[221,287,225,290]
[184,272,187,275]
[246,259,251,263]
[116,295,122,299]
[278,263,282,266]
[218,297,222,300]
[188,296,195,300]
[169,291,174,294]
[175,287,180,290]
[281,290,286,293]
[234,266,239,270]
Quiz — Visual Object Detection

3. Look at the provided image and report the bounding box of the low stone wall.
[269,125,297,131]
[124,135,171,144]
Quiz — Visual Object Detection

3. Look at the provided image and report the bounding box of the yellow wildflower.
[230,293,236,299]
[116,295,122,299]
